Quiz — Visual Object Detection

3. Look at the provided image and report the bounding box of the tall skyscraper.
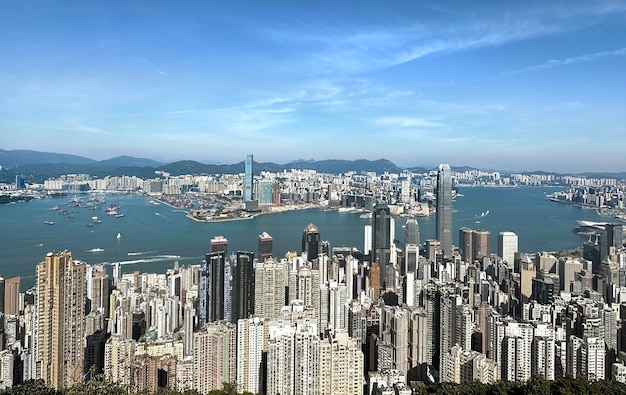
[244,154,253,202]
[231,251,255,323]
[473,229,490,261]
[35,251,86,389]
[258,232,273,261]
[459,227,474,264]
[302,223,321,261]
[404,218,420,247]
[436,164,453,258]
[373,203,392,285]
[600,223,624,261]
[3,276,19,316]
[498,231,519,266]
[203,236,229,323]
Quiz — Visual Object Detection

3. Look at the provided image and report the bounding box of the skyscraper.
[498,231,519,266]
[258,231,273,261]
[473,229,490,261]
[302,223,321,261]
[244,154,253,202]
[231,251,255,323]
[206,235,229,323]
[373,203,392,285]
[3,276,19,316]
[404,218,420,247]
[35,251,86,389]
[436,164,453,258]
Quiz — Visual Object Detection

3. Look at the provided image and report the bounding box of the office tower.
[405,244,419,278]
[459,228,473,264]
[210,235,228,255]
[257,180,274,206]
[498,231,518,266]
[244,154,253,202]
[373,203,392,285]
[35,251,86,389]
[319,331,364,395]
[473,229,490,261]
[425,239,442,262]
[232,251,255,323]
[404,218,420,247]
[267,319,320,395]
[302,223,321,261]
[0,276,17,317]
[194,322,237,394]
[254,258,286,319]
[364,225,372,256]
[237,317,268,394]
[601,223,624,261]
[436,164,453,258]
[258,231,273,260]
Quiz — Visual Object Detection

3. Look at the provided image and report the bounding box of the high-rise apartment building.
[319,331,364,395]
[35,251,86,389]
[436,164,453,258]
[231,251,255,323]
[254,258,286,319]
[237,317,268,394]
[498,231,518,266]
[244,154,253,202]
[194,322,237,394]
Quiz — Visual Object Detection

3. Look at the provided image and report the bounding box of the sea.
[0,186,613,290]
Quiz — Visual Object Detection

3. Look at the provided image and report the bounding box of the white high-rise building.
[267,318,320,395]
[532,324,556,380]
[364,225,372,257]
[104,334,136,386]
[498,232,518,267]
[237,317,268,394]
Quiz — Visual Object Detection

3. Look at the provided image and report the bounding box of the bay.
[0,187,611,289]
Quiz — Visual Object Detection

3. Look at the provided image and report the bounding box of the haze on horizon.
[1,1,625,174]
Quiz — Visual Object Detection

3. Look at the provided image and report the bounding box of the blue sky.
[1,1,625,172]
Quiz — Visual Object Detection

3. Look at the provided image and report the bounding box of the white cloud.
[504,47,626,75]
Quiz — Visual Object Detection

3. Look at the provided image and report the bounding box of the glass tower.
[436,164,453,258]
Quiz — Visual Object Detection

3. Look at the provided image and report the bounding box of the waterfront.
[0,187,614,289]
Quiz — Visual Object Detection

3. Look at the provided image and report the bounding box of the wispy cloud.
[504,47,626,75]
[157,70,169,77]
[376,116,442,129]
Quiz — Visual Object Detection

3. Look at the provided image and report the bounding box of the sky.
[1,1,625,173]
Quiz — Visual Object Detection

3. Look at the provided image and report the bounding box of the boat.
[86,223,94,228]
[94,219,102,224]
[107,210,118,215]
[115,214,125,218]
[44,221,54,225]
[359,212,373,219]
[88,248,104,252]
[116,233,121,239]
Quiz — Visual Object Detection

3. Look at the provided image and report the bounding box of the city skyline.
[1,1,626,172]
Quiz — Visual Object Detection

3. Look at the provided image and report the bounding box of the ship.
[44,221,54,225]
[116,233,121,239]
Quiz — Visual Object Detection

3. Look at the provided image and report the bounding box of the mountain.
[95,156,163,168]
[0,149,96,168]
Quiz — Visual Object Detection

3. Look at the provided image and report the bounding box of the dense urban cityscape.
[0,156,625,394]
